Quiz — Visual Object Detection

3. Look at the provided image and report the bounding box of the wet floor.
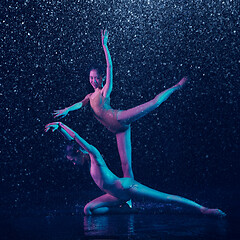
[1,213,239,240]
[1,203,239,240]
[1,188,239,239]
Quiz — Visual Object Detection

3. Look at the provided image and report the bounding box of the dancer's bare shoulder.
[90,88,108,100]
[86,92,93,99]
[81,93,93,106]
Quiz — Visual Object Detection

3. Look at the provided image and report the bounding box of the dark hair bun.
[89,64,105,77]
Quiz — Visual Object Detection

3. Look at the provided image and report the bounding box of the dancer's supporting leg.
[116,127,133,178]
[115,77,187,179]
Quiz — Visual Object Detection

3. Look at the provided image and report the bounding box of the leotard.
[90,91,129,134]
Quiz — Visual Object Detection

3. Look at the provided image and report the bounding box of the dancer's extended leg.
[127,181,226,217]
[128,182,202,210]
[84,194,125,215]
[117,77,187,125]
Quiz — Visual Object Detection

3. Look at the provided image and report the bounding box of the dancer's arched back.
[45,122,226,217]
[53,30,187,179]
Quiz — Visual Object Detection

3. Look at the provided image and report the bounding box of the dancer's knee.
[152,95,163,108]
[84,203,93,215]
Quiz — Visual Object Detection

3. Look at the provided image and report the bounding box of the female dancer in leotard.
[45,122,226,217]
[53,30,187,179]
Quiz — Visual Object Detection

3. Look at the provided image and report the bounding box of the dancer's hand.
[101,29,109,46]
[45,122,60,132]
[53,108,69,118]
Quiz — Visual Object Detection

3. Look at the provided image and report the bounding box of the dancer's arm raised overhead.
[53,93,91,119]
[101,30,113,98]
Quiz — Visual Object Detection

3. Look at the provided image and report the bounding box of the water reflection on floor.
[2,211,236,240]
[84,214,228,239]
[1,189,239,240]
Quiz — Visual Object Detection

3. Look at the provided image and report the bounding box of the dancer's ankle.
[174,76,188,89]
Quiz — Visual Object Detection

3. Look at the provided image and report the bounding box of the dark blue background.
[1,0,239,220]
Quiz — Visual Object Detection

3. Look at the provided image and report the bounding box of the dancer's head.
[89,64,105,89]
[66,143,89,166]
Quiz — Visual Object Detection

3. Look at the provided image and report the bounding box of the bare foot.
[174,76,188,89]
[201,207,226,217]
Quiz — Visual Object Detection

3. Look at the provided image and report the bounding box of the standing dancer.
[53,30,187,180]
[45,122,226,217]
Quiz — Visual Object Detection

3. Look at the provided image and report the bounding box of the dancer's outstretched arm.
[45,121,119,192]
[101,30,113,98]
[53,93,91,118]
[45,122,100,159]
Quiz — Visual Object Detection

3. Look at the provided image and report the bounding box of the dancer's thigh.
[84,194,122,209]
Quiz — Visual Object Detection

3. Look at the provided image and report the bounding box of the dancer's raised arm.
[45,122,99,156]
[101,30,113,98]
[53,93,91,118]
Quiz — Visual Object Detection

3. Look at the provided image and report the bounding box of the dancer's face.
[89,69,102,89]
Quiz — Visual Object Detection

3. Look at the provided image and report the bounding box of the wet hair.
[89,64,105,78]
[66,141,89,165]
